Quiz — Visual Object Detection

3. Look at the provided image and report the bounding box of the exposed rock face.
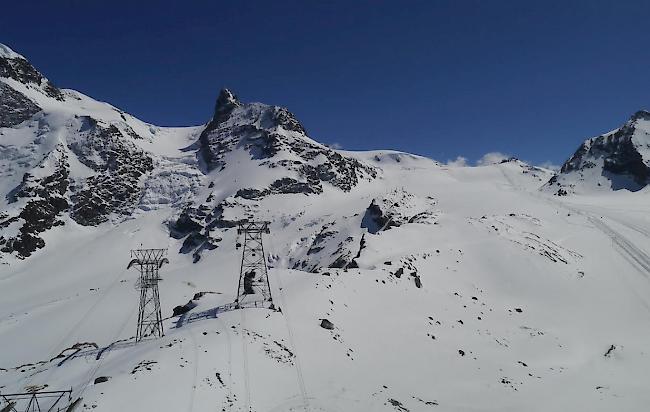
[1,51,380,265]
[0,50,63,100]
[0,45,165,260]
[198,89,375,189]
[320,319,335,330]
[172,88,377,261]
[235,177,320,199]
[361,190,439,234]
[1,113,155,259]
[546,110,650,193]
[0,82,41,127]
[361,200,395,234]
[67,117,153,225]
[1,147,69,258]
[285,220,365,272]
[562,113,649,183]
[212,88,241,126]
[170,199,235,263]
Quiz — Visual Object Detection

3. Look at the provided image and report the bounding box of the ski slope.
[1,42,650,411]
[1,158,649,411]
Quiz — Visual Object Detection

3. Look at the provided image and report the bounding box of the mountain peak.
[546,109,650,194]
[0,43,24,60]
[0,43,63,100]
[213,88,241,124]
[631,109,650,122]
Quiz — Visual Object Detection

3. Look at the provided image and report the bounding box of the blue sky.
[2,0,649,166]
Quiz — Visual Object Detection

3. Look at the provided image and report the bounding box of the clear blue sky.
[2,0,649,166]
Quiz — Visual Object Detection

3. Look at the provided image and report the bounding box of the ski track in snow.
[216,316,234,412]
[502,170,650,314]
[186,328,199,412]
[240,310,252,412]
[274,272,310,412]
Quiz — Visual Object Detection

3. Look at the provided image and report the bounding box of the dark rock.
[68,117,153,225]
[0,82,41,127]
[94,376,110,384]
[197,89,376,188]
[172,300,197,317]
[320,319,335,330]
[212,88,241,125]
[0,53,63,100]
[236,178,321,200]
[604,344,616,357]
[1,148,69,258]
[387,399,409,412]
[179,90,375,260]
[557,111,650,190]
[170,210,204,239]
[361,200,395,234]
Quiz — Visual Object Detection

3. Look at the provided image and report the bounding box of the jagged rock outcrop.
[171,88,377,261]
[0,82,41,127]
[545,110,650,194]
[1,147,69,258]
[361,190,439,234]
[198,89,375,188]
[0,44,164,260]
[68,117,153,225]
[0,44,63,100]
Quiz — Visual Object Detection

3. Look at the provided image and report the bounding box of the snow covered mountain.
[0,44,206,259]
[1,44,650,412]
[544,110,650,195]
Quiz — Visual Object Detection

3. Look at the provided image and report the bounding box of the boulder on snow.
[94,376,110,384]
[172,300,197,317]
[320,319,335,330]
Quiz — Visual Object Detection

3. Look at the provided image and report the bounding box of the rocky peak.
[212,88,241,125]
[0,43,23,59]
[546,109,650,194]
[0,43,63,100]
[631,109,650,122]
[179,89,377,261]
[0,81,41,128]
[197,89,375,185]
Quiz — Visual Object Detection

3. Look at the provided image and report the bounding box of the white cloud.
[446,156,468,167]
[326,142,343,150]
[476,151,510,166]
[536,161,561,171]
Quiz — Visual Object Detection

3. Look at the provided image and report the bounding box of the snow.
[631,115,650,166]
[1,55,650,411]
[0,43,24,60]
[1,151,649,411]
[546,111,650,194]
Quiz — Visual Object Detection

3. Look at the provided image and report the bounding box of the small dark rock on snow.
[320,319,335,330]
[94,376,110,384]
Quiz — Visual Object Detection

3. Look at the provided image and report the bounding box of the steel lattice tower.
[127,248,169,341]
[235,221,274,308]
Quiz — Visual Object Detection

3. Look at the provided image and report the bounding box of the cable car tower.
[235,221,274,309]
[127,248,169,341]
